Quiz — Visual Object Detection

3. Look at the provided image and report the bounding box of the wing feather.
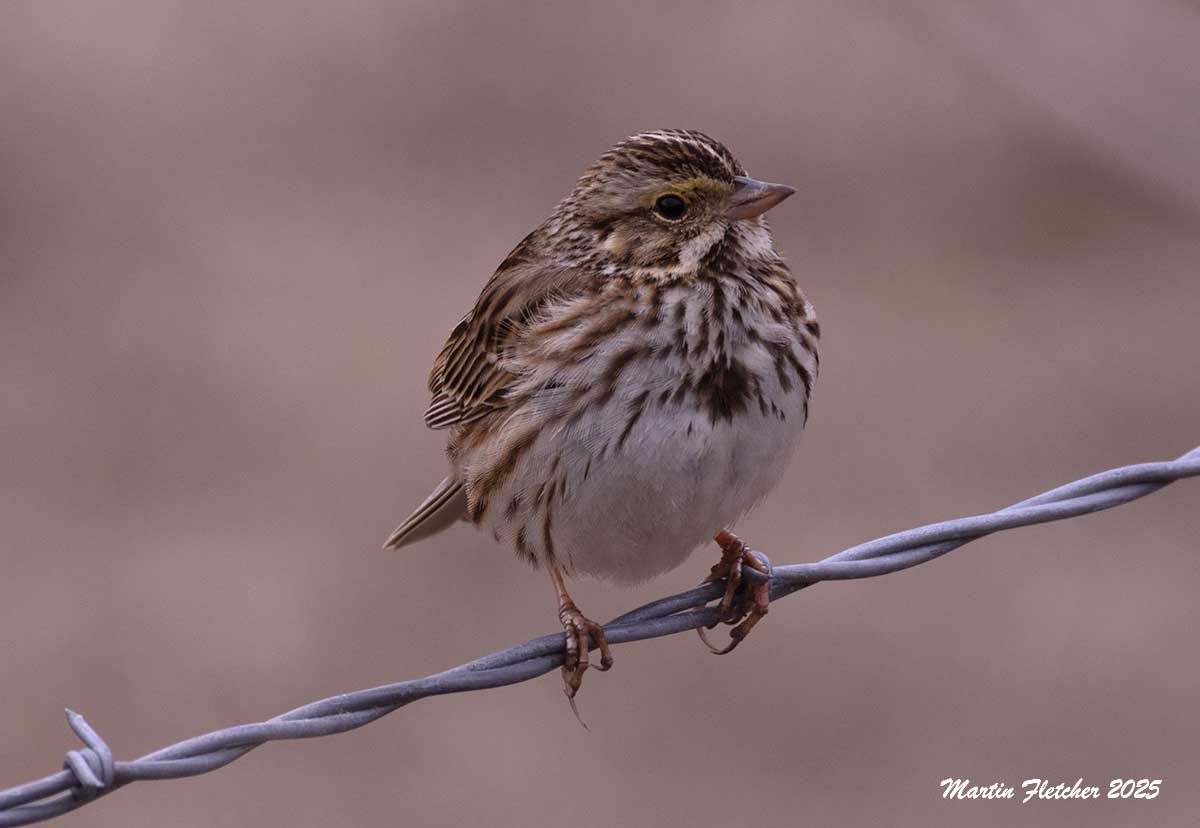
[423,234,593,430]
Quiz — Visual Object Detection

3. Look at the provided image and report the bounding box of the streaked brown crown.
[574,129,747,191]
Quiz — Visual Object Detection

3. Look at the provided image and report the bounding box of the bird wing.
[424,234,591,430]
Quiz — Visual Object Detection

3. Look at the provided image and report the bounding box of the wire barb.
[1,446,1197,827]
[60,710,114,801]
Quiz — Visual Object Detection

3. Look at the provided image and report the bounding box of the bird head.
[552,130,795,279]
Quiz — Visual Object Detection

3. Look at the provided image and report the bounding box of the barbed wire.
[2,446,1197,827]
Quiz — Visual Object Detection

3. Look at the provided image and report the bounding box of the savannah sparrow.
[386,130,818,707]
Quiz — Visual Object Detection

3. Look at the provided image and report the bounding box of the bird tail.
[383,475,467,549]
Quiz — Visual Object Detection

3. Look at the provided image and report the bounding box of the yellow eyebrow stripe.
[671,178,728,197]
[643,177,729,207]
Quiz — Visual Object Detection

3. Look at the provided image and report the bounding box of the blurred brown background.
[2,2,1198,827]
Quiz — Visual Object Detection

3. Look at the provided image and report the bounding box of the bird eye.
[653,194,688,221]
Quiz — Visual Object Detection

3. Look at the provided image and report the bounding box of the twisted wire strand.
[2,446,1197,827]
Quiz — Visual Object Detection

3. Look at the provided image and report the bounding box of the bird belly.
[551,386,806,583]
[463,353,809,585]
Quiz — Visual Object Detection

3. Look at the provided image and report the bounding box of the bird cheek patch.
[601,227,634,259]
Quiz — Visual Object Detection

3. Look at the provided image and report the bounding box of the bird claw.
[697,531,770,655]
[558,601,612,727]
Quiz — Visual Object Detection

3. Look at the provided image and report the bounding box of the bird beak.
[726,175,796,221]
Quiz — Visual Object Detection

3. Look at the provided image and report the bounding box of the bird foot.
[697,530,770,655]
[558,599,612,726]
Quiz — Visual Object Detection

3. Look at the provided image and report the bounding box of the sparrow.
[385,129,818,709]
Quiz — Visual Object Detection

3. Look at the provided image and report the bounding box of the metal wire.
[2,446,1197,827]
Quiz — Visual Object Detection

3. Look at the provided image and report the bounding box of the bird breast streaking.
[385,129,818,710]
